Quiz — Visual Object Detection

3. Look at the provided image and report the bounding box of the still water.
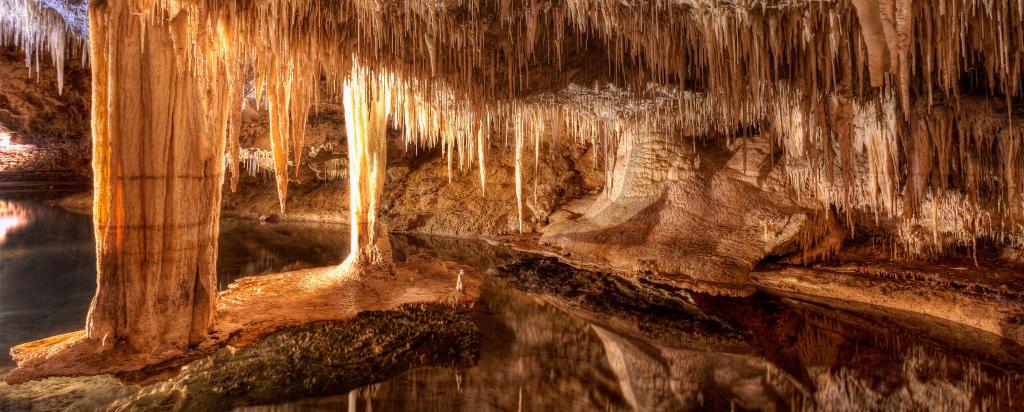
[1,193,1023,411]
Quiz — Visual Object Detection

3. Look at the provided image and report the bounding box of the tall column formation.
[86,1,229,351]
[339,69,393,273]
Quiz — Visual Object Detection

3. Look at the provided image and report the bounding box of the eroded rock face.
[541,132,806,295]
[0,46,90,176]
[222,134,603,238]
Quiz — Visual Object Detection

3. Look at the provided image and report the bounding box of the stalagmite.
[86,0,231,351]
[339,65,393,273]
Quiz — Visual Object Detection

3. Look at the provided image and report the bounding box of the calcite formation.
[542,132,805,296]
[2,0,1024,385]
[85,0,234,352]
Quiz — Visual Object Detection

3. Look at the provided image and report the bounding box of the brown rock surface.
[541,133,806,296]
[5,253,481,385]
[0,46,89,177]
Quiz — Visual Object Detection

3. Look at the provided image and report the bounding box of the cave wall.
[541,131,807,295]
[0,46,90,176]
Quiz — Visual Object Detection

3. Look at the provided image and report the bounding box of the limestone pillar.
[85,0,228,351]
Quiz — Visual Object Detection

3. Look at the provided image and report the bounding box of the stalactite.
[266,62,292,213]
[311,158,346,181]
[514,116,524,233]
[476,121,486,196]
[225,48,245,192]
[41,0,1024,267]
[238,148,279,179]
[12,0,1024,385]
[0,0,83,95]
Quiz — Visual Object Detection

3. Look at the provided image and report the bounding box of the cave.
[1,0,1023,410]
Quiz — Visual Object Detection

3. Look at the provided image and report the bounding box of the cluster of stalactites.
[93,0,1024,250]
[771,90,1024,258]
[0,0,85,94]
[331,61,653,233]
[12,0,1024,123]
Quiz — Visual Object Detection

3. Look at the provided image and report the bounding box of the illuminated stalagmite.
[338,68,393,273]
[86,0,232,351]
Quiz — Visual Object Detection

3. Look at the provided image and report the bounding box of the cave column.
[339,69,393,272]
[85,1,228,352]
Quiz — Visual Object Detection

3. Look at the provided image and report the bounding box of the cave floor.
[1,194,1023,410]
[494,231,1024,347]
[491,232,759,297]
[5,254,479,385]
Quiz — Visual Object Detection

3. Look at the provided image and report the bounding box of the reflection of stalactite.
[240,249,279,278]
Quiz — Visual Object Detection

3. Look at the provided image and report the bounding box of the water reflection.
[0,200,343,367]
[0,196,95,368]
[262,259,1024,411]
[1,196,1023,411]
[0,200,29,246]
[115,256,1024,411]
[217,218,350,289]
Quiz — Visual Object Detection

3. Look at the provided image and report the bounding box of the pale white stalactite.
[310,158,346,181]
[0,0,80,94]
[236,148,283,179]
[514,120,524,233]
[476,122,487,196]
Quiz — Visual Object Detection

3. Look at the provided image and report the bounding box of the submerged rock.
[108,306,480,411]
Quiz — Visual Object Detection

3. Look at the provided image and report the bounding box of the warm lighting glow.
[0,199,29,246]
[0,132,32,152]
[340,66,391,269]
[0,133,35,172]
[0,0,76,94]
[0,132,36,171]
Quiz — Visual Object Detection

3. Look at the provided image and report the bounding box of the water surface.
[1,193,1022,411]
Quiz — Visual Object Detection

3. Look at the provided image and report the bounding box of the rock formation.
[1,0,1023,390]
[84,0,233,352]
